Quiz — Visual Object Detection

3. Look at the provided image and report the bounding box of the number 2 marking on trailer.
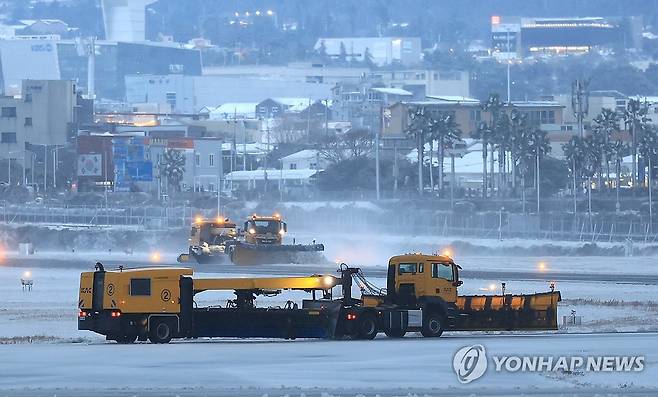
[161,289,171,302]
[107,284,115,296]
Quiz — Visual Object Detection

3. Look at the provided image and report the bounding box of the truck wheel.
[149,320,173,344]
[384,328,406,338]
[115,334,137,344]
[357,314,378,340]
[421,312,445,338]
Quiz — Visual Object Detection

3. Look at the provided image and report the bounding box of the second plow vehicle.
[178,213,325,265]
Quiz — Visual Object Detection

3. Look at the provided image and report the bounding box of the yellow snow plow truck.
[177,217,238,264]
[227,214,325,265]
[78,253,560,343]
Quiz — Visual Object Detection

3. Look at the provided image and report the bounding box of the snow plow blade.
[229,242,326,265]
[178,252,229,264]
[453,291,561,331]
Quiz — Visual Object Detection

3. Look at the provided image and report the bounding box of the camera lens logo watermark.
[453,344,488,384]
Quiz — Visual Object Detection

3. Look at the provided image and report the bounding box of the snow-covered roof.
[280,149,319,161]
[210,103,258,119]
[406,146,500,173]
[224,169,321,181]
[511,100,564,108]
[426,95,480,105]
[271,97,311,112]
[371,87,413,96]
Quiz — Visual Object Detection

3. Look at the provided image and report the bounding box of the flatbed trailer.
[78,254,561,343]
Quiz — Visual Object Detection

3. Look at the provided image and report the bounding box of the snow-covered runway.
[1,333,657,394]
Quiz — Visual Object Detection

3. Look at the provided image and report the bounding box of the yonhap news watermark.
[453,344,645,384]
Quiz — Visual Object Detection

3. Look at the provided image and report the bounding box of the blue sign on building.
[113,138,153,191]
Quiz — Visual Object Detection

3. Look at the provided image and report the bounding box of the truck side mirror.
[283,222,287,232]
[452,280,463,287]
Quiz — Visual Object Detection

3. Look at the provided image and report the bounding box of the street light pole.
[506,29,512,103]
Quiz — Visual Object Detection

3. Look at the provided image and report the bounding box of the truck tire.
[149,320,173,344]
[421,312,445,338]
[357,314,378,340]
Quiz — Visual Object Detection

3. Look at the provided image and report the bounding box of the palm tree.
[509,109,528,194]
[591,108,619,192]
[563,136,587,214]
[161,148,186,192]
[481,94,505,196]
[494,112,511,197]
[473,121,492,198]
[406,106,431,195]
[582,135,602,217]
[518,128,551,213]
[637,125,658,226]
[623,99,651,194]
[610,139,629,210]
[432,111,462,197]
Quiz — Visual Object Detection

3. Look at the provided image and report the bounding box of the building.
[208,103,259,120]
[383,96,482,148]
[0,80,78,177]
[314,37,422,66]
[222,169,321,195]
[491,15,642,59]
[204,63,369,85]
[280,150,326,170]
[0,38,202,99]
[0,19,79,39]
[125,74,332,113]
[370,69,470,98]
[76,133,223,193]
[332,82,416,133]
[555,90,628,132]
[101,0,156,42]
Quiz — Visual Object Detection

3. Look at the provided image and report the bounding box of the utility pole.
[571,79,590,139]
[375,106,384,200]
[650,156,653,232]
[217,143,222,216]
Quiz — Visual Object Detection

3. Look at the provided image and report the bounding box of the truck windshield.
[251,220,280,234]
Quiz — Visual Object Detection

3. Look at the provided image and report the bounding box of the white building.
[280,150,327,170]
[314,37,422,66]
[101,0,156,42]
[222,169,321,191]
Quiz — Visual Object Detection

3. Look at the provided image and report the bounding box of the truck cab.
[243,214,287,245]
[386,254,462,307]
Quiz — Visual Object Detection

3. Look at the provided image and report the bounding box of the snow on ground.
[1,333,657,392]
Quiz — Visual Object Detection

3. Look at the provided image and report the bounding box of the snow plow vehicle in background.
[178,214,325,265]
[177,218,238,264]
[227,214,325,265]
[78,253,560,343]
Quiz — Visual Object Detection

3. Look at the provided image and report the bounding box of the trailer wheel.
[421,312,445,338]
[357,314,378,340]
[114,334,137,344]
[149,320,173,344]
